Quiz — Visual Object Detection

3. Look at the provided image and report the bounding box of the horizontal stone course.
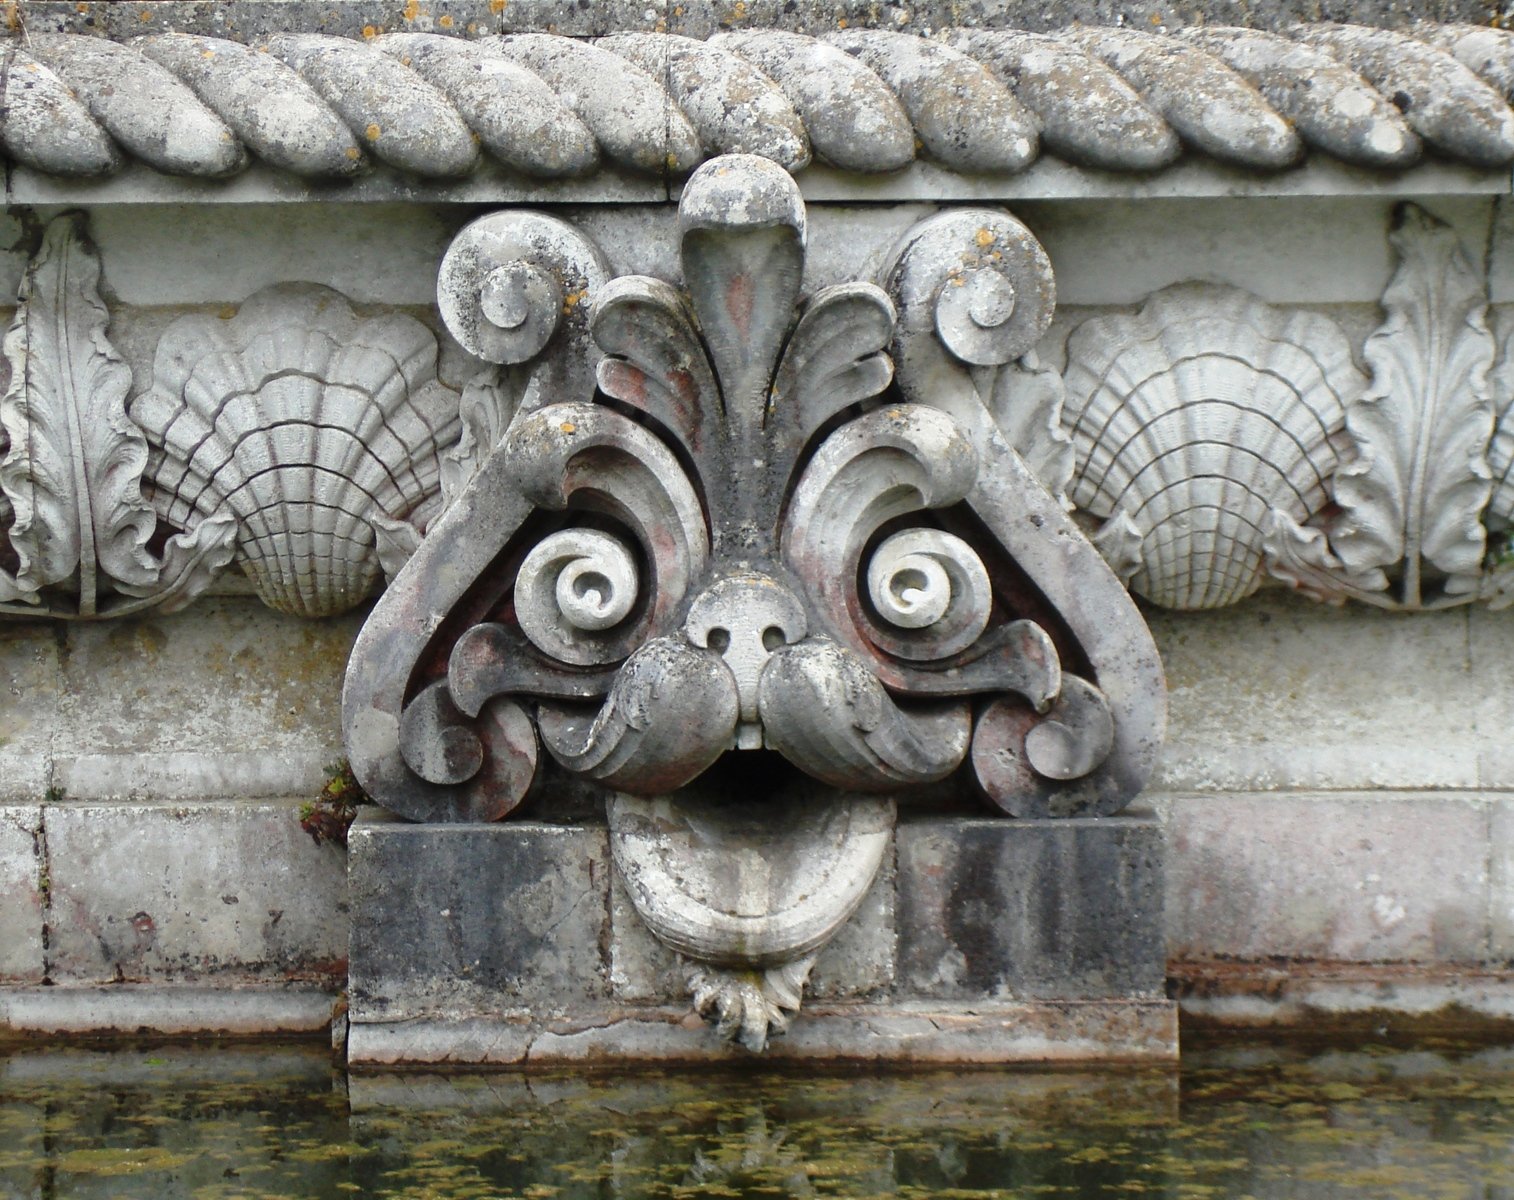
[42,800,347,986]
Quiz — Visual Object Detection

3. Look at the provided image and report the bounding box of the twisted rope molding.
[5,22,1514,182]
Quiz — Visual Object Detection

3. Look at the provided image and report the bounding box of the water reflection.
[3,1039,1514,1198]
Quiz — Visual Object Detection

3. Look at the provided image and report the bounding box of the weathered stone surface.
[712,30,915,173]
[266,33,480,178]
[0,806,43,984]
[347,813,611,1021]
[0,986,335,1036]
[896,814,1165,1002]
[0,47,122,178]
[1148,593,1477,792]
[43,800,347,985]
[0,623,65,803]
[827,29,1037,173]
[1487,797,1514,958]
[55,599,360,800]
[1163,792,1488,963]
[372,33,599,178]
[347,999,1178,1065]
[133,33,365,178]
[25,34,247,178]
[609,844,896,1003]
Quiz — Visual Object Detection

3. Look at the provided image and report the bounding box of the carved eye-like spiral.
[865,529,991,661]
[515,529,640,665]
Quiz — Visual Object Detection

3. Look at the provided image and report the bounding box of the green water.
[4,1038,1514,1198]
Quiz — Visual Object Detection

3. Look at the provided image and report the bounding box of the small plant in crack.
[299,760,368,848]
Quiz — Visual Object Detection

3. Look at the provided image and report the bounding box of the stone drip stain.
[4,1039,1514,1197]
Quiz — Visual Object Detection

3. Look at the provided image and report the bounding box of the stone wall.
[4,3,1514,1047]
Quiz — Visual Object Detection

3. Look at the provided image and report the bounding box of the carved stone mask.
[343,155,1165,1050]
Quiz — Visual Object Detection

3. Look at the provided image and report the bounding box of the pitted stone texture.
[1148,592,1477,792]
[43,800,347,985]
[0,623,65,802]
[1163,792,1489,963]
[54,598,359,800]
[348,813,611,1022]
[896,814,1165,1002]
[609,846,896,1003]
[23,2,1500,40]
[1485,798,1514,959]
[0,806,43,984]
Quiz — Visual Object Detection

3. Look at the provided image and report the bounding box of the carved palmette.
[342,156,1166,1049]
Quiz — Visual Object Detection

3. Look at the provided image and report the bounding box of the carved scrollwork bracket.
[342,155,1167,1050]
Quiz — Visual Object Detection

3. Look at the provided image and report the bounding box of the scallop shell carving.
[1061,284,1364,609]
[131,285,461,617]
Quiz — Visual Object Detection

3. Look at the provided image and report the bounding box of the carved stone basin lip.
[607,784,895,969]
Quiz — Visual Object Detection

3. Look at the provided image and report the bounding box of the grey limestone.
[1147,592,1479,792]
[347,812,612,1021]
[0,806,43,984]
[54,599,360,800]
[895,813,1166,1002]
[19,1,1500,41]
[608,845,896,1003]
[1487,797,1514,959]
[43,800,347,985]
[0,985,336,1035]
[1163,792,1489,963]
[346,1000,1178,1065]
[0,622,66,803]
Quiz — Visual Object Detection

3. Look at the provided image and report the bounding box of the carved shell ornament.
[1062,284,1364,610]
[131,285,462,618]
[343,156,1166,1050]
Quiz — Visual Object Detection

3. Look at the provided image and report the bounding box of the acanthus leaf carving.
[1328,202,1496,608]
[0,212,156,612]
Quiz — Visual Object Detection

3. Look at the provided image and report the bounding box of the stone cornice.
[5,12,1514,198]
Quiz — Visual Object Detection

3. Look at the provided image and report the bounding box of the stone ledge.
[0,985,336,1037]
[346,1000,1179,1067]
[1172,963,1514,1034]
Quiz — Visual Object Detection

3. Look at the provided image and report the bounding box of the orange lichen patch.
[439,14,453,28]
[402,0,420,21]
[365,123,382,141]
[345,146,362,160]
[361,23,377,38]
[559,421,576,434]
[490,0,506,10]
[976,228,995,248]
[138,7,152,19]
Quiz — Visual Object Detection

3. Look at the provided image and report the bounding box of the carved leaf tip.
[1330,201,1495,607]
[0,212,157,610]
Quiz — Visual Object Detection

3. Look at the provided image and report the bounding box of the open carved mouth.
[342,152,1165,1052]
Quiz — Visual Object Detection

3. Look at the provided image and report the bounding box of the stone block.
[609,844,895,1003]
[1489,798,1514,959]
[0,805,43,984]
[348,813,611,1021]
[1147,593,1477,792]
[43,801,347,985]
[896,813,1165,1002]
[0,621,65,802]
[55,599,360,800]
[1164,792,1489,963]
[1469,605,1514,789]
